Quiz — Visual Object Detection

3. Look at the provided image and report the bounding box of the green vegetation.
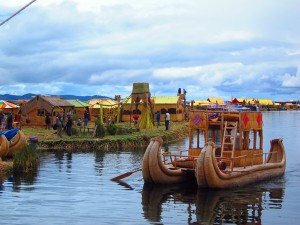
[21,122,189,151]
[13,143,40,173]
[106,123,118,135]
[94,119,106,138]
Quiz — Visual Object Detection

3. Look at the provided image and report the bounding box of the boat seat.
[167,148,201,169]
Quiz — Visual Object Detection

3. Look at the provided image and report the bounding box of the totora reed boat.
[0,128,27,157]
[142,110,286,188]
[0,134,9,158]
[195,139,286,188]
[142,136,196,184]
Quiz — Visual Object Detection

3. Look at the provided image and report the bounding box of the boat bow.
[143,136,195,184]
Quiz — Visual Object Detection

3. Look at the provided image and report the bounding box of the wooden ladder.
[221,121,238,160]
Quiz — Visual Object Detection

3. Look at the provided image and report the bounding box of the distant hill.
[0,93,112,102]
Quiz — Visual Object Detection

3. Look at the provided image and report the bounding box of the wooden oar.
[111,168,142,181]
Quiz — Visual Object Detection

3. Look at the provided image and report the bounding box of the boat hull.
[7,130,27,157]
[0,135,9,158]
[142,136,195,184]
[195,139,286,189]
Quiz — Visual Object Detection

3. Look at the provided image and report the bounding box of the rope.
[0,0,38,27]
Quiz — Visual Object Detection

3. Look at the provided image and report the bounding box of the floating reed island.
[0,122,188,174]
[26,122,189,151]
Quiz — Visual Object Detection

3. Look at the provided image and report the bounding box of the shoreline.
[32,122,189,151]
[1,122,189,173]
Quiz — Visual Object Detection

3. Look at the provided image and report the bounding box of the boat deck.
[167,163,272,175]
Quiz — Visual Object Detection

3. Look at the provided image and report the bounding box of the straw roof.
[207,98,225,105]
[230,98,247,104]
[122,96,183,106]
[193,100,210,106]
[21,95,73,115]
[88,98,119,108]
[250,98,273,105]
[152,96,180,104]
[66,99,90,108]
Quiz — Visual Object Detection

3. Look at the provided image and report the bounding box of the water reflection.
[197,187,284,225]
[142,182,197,223]
[115,180,135,190]
[141,181,285,224]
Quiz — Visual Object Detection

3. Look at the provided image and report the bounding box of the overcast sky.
[0,0,299,101]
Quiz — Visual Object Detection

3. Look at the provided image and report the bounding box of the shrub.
[94,119,106,138]
[116,125,134,135]
[71,127,79,135]
[13,143,40,173]
[107,123,118,135]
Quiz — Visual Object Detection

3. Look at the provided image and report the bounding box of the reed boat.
[195,139,286,188]
[143,109,286,188]
[0,134,9,158]
[4,128,27,157]
[142,136,196,184]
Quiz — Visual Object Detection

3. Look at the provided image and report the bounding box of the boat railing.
[251,151,277,165]
[216,155,247,172]
[162,152,174,165]
[264,151,278,164]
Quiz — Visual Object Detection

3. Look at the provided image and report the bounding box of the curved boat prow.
[268,138,286,165]
[142,137,162,183]
[143,136,195,184]
[195,139,286,189]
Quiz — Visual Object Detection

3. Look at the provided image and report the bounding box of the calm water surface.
[1,111,299,225]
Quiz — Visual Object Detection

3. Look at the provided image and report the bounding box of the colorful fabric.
[0,128,20,141]
[0,100,19,109]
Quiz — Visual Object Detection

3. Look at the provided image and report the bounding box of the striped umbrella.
[0,100,19,109]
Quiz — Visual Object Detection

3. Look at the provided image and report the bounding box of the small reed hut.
[152,96,185,122]
[88,98,121,123]
[20,95,74,127]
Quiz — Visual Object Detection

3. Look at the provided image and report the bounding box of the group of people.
[155,110,170,130]
[51,107,91,138]
[49,113,73,138]
[51,106,173,138]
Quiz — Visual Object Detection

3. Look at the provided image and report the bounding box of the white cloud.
[282,67,300,87]
[0,0,300,101]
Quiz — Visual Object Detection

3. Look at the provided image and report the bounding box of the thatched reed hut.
[87,98,120,123]
[20,95,73,127]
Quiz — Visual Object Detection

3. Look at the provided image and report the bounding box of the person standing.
[77,118,82,127]
[66,114,73,136]
[156,111,161,128]
[132,114,139,126]
[56,113,63,138]
[45,114,51,130]
[178,88,181,94]
[84,107,90,127]
[165,110,170,131]
[26,114,30,124]
[7,113,13,130]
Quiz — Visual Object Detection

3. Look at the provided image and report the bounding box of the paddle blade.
[111,168,142,181]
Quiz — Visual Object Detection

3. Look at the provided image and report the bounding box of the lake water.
[0,111,299,225]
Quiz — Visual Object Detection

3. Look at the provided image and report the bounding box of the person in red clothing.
[132,114,139,125]
[217,161,227,173]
